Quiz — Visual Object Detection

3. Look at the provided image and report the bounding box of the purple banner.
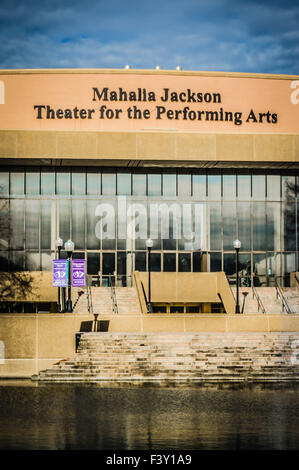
[71,259,86,287]
[53,259,68,287]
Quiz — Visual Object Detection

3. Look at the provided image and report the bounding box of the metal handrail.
[275,278,292,314]
[252,286,266,314]
[133,272,144,313]
[226,275,236,301]
[108,274,118,314]
[72,290,84,312]
[86,277,94,315]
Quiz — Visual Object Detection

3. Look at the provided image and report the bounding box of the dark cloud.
[0,0,298,74]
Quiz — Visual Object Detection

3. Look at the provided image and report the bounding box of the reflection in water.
[0,382,298,450]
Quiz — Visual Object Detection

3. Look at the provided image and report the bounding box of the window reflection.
[237,202,251,251]
[101,200,116,250]
[163,173,176,197]
[267,202,280,251]
[0,171,9,196]
[10,169,24,196]
[132,173,146,196]
[209,203,222,250]
[10,251,24,271]
[252,174,265,200]
[282,202,296,251]
[237,174,251,200]
[25,200,39,249]
[148,174,161,196]
[162,205,177,250]
[56,170,70,195]
[117,252,127,275]
[223,202,236,251]
[239,253,251,286]
[41,200,52,250]
[163,253,176,271]
[58,199,71,243]
[178,253,191,272]
[223,174,236,200]
[208,173,221,200]
[210,253,222,271]
[72,170,86,195]
[224,253,236,276]
[41,252,54,271]
[267,175,280,200]
[25,169,40,195]
[25,252,40,270]
[253,253,267,286]
[87,170,101,195]
[282,176,295,201]
[178,173,191,197]
[87,200,100,249]
[151,253,161,271]
[10,199,24,249]
[0,197,9,249]
[102,171,116,195]
[1,167,298,281]
[253,202,266,251]
[72,200,85,249]
[41,168,55,195]
[117,172,131,195]
[135,252,146,271]
[192,173,206,199]
[87,253,100,275]
[283,252,296,285]
[193,251,202,272]
[102,252,115,275]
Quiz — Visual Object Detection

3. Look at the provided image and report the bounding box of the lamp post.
[55,237,63,313]
[146,238,153,313]
[233,239,241,314]
[65,239,75,313]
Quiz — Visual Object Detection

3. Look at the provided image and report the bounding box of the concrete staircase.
[32,332,299,383]
[255,287,283,314]
[282,288,299,314]
[73,286,142,315]
[232,287,294,314]
[115,287,142,314]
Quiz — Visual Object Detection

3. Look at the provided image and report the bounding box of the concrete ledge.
[0,313,298,378]
[0,130,298,163]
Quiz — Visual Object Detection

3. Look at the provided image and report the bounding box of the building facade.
[0,69,298,289]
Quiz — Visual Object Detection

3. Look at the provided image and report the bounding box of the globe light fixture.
[146,238,153,249]
[233,239,241,313]
[233,239,241,250]
[64,240,75,312]
[64,239,75,255]
[55,237,63,312]
[146,239,153,313]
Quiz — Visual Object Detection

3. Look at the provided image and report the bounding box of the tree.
[0,185,34,303]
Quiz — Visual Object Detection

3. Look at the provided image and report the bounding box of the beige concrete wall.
[135,271,235,314]
[1,271,57,302]
[0,312,299,377]
[0,130,298,164]
[1,271,85,303]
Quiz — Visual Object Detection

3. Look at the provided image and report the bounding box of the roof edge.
[0,68,298,80]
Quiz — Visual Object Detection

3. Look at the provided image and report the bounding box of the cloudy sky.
[0,0,298,74]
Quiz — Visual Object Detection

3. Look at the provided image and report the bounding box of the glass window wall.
[0,167,297,284]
